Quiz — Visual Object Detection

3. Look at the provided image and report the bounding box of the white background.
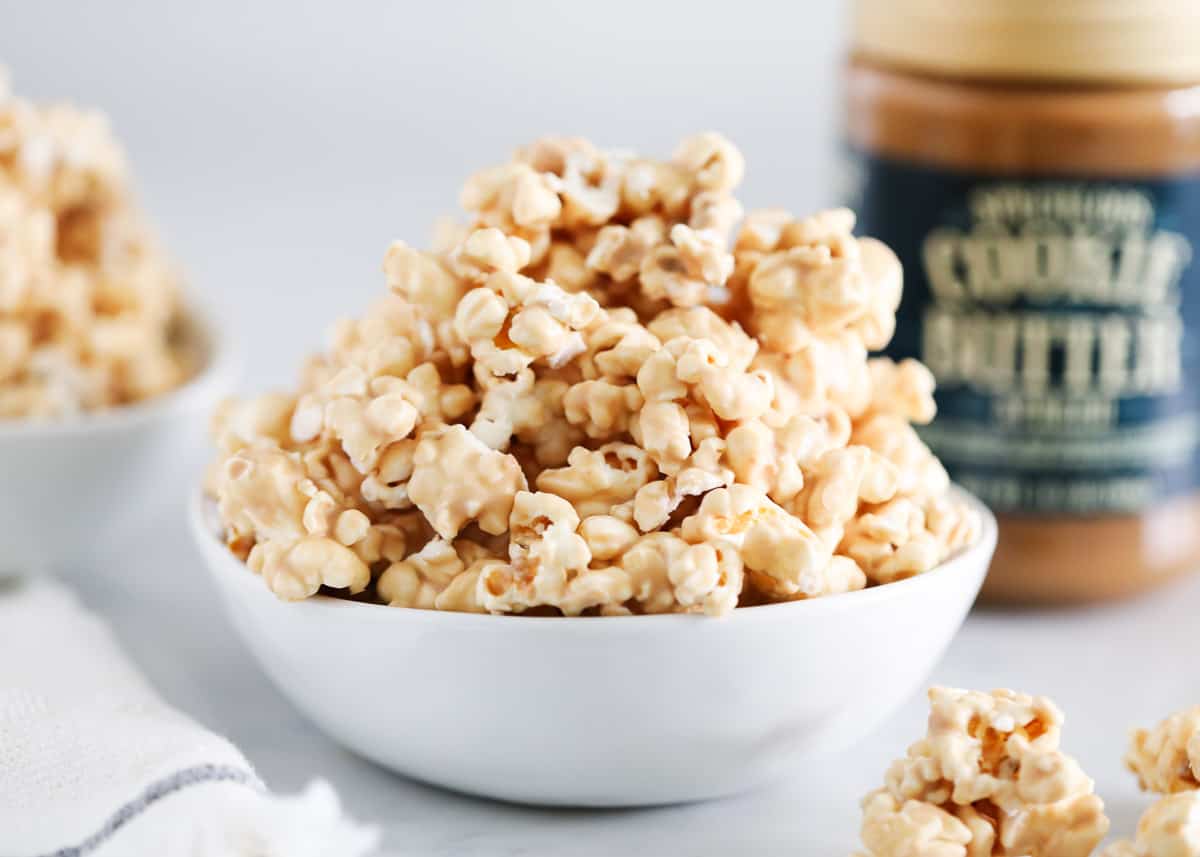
[4,2,1199,853]
[3,0,845,391]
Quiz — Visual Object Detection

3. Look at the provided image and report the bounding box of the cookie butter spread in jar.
[844,1,1200,602]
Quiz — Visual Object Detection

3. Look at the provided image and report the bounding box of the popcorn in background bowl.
[0,69,195,419]
[207,133,980,616]
[0,70,234,573]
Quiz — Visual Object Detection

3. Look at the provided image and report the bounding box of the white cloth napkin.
[0,576,380,857]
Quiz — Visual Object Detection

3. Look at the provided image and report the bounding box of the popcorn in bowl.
[0,70,194,419]
[208,133,980,616]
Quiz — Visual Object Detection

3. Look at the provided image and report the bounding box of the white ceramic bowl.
[192,490,996,807]
[0,307,237,573]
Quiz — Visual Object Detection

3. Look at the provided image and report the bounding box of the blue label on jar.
[845,150,1200,514]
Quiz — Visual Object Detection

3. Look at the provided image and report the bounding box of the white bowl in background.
[191,489,996,807]
[0,306,238,573]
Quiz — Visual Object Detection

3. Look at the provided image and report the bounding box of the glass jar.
[844,0,1200,602]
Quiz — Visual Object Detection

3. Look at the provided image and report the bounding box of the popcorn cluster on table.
[0,70,191,418]
[1102,706,1200,857]
[853,687,1110,857]
[209,132,979,616]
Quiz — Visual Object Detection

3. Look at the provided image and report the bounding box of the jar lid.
[852,0,1200,84]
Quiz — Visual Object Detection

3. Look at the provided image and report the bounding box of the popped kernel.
[448,227,532,284]
[476,491,591,613]
[855,687,1109,857]
[587,217,667,283]
[679,485,840,598]
[562,378,643,439]
[795,446,899,530]
[744,208,902,354]
[866,357,937,425]
[841,497,942,585]
[578,514,640,561]
[536,443,658,519]
[408,424,527,539]
[640,224,735,308]
[208,133,977,616]
[672,132,746,194]
[459,270,601,377]
[377,538,466,608]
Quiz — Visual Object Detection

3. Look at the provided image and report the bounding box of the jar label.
[845,151,1200,514]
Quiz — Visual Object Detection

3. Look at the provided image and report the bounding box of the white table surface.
[65,496,1200,856]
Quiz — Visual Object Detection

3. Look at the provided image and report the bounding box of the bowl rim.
[0,297,241,439]
[190,486,997,629]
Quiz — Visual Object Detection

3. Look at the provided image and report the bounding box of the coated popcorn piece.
[407,424,527,539]
[679,485,843,599]
[214,446,312,549]
[855,790,972,857]
[725,413,845,507]
[841,497,943,585]
[562,378,644,440]
[458,162,562,235]
[476,491,591,613]
[688,190,744,241]
[612,530,741,615]
[587,216,668,284]
[516,135,624,230]
[795,446,900,532]
[214,447,372,600]
[383,240,470,322]
[1101,792,1200,857]
[856,687,1109,857]
[297,362,473,481]
[646,305,757,371]
[923,492,984,562]
[630,436,732,532]
[743,208,902,354]
[468,368,541,450]
[456,270,602,377]
[671,131,746,195]
[248,536,371,602]
[853,413,950,502]
[865,357,937,425]
[318,295,448,389]
[1127,706,1200,795]
[640,224,735,308]
[753,336,871,424]
[575,306,661,380]
[557,565,635,616]
[637,335,773,425]
[448,227,533,285]
[536,443,658,519]
[377,538,468,609]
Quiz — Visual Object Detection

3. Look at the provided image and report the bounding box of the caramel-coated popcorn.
[854,687,1110,857]
[1127,706,1200,795]
[209,133,980,615]
[1102,792,1200,857]
[1103,702,1200,857]
[0,73,192,418]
